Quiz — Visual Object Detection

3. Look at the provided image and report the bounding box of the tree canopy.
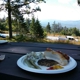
[30,17,44,38]
[46,22,51,33]
[0,0,46,38]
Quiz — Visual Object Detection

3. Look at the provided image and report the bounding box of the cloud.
[36,2,80,21]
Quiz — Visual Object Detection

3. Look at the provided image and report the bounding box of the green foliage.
[51,21,62,33]
[15,35,26,42]
[0,19,7,31]
[35,19,44,38]
[0,22,5,31]
[43,31,47,37]
[60,26,68,35]
[46,22,51,33]
[30,17,36,35]
[49,21,80,36]
[70,27,80,36]
[25,18,31,33]
[30,17,44,38]
[0,0,45,38]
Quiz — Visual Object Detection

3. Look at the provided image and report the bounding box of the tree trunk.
[8,0,12,39]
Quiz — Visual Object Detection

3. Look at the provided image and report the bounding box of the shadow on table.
[0,63,78,80]
[16,66,78,80]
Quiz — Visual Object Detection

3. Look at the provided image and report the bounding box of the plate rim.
[17,52,77,74]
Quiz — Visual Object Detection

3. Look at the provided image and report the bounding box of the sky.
[36,0,80,21]
[0,0,80,21]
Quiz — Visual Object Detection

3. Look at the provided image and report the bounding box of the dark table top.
[0,42,80,80]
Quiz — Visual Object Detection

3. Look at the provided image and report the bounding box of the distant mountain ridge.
[40,20,80,29]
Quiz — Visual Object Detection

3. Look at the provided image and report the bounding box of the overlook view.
[0,0,80,45]
[0,1,80,80]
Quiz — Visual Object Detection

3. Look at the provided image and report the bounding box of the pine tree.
[29,18,44,38]
[0,0,46,39]
[46,22,51,33]
[35,18,44,38]
[29,17,36,36]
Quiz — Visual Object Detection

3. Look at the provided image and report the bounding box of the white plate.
[0,40,8,44]
[17,52,77,74]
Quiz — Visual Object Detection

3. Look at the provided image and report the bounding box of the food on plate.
[38,59,59,67]
[47,64,63,70]
[24,48,69,70]
[23,52,45,69]
[44,48,69,66]
[23,59,35,68]
[28,59,41,69]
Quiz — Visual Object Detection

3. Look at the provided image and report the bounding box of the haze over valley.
[40,20,80,29]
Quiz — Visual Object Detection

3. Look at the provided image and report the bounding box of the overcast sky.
[36,0,80,21]
[0,0,80,21]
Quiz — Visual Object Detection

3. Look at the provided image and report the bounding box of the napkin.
[0,54,5,61]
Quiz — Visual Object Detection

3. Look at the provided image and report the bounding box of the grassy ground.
[0,33,80,45]
[47,33,80,45]
[3,38,80,45]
